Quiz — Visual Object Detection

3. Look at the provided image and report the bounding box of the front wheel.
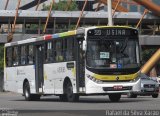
[64,81,79,102]
[59,94,67,101]
[127,93,137,98]
[152,94,159,98]
[109,93,121,102]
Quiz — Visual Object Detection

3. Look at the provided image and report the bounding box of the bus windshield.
[86,37,140,69]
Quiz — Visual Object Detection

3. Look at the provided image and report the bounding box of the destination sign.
[87,28,138,36]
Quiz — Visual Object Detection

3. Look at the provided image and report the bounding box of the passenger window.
[12,47,19,66]
[6,47,12,67]
[20,46,27,65]
[45,42,53,62]
[55,40,63,62]
[66,37,74,61]
[28,45,34,64]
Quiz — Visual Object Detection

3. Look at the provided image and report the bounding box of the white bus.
[4,26,141,102]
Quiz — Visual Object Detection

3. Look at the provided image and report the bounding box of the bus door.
[35,44,44,93]
[76,38,85,92]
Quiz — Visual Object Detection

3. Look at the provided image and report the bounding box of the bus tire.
[59,94,67,101]
[109,93,121,102]
[23,82,40,101]
[131,94,137,98]
[152,94,159,98]
[127,93,137,98]
[64,81,79,102]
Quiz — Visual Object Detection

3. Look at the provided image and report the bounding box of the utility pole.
[108,0,113,26]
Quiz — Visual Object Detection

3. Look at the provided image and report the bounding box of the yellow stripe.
[67,30,76,35]
[72,67,76,77]
[94,72,138,81]
[44,71,48,80]
[59,30,76,37]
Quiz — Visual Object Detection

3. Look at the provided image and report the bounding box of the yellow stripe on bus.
[94,72,138,81]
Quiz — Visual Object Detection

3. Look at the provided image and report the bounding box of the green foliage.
[42,0,78,11]
[26,24,44,30]
[142,49,156,61]
[68,25,76,30]
[42,3,50,11]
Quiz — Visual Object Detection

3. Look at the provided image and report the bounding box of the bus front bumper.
[85,78,141,94]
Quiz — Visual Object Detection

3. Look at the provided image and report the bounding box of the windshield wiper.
[119,39,129,58]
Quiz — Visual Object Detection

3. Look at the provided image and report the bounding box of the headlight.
[86,74,103,84]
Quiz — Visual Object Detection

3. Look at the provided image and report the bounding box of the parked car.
[127,73,159,98]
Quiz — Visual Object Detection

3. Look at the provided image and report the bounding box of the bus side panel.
[43,64,55,94]
[43,62,77,94]
[4,65,36,94]
[4,67,18,93]
[16,65,36,94]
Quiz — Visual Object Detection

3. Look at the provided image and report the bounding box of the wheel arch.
[63,77,72,89]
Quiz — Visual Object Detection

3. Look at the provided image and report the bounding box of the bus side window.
[28,45,34,64]
[20,45,27,65]
[55,40,64,62]
[66,37,74,61]
[12,47,19,66]
[45,41,53,62]
[6,47,12,67]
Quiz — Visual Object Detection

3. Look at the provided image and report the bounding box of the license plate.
[113,86,123,90]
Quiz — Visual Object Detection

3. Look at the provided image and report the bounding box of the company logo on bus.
[116,76,119,81]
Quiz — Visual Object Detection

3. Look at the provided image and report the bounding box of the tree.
[42,0,78,32]
[42,0,78,11]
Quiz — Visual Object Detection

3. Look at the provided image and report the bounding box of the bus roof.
[5,26,136,47]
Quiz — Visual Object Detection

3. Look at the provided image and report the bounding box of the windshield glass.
[86,37,140,69]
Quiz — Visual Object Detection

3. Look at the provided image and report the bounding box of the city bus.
[4,26,141,102]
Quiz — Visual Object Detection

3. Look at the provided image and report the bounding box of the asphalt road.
[0,92,160,116]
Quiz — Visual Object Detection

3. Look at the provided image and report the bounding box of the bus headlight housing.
[130,72,141,82]
[130,76,140,82]
[86,74,103,84]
